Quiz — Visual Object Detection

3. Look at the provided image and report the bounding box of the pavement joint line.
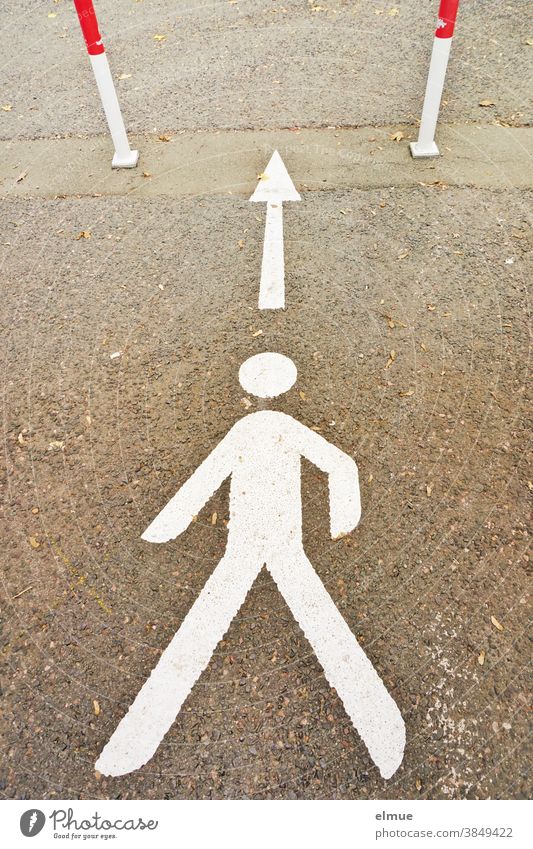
[1,119,532,145]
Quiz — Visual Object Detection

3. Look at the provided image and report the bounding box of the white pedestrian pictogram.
[95,353,405,779]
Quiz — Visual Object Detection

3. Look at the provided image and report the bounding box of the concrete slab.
[1,125,532,199]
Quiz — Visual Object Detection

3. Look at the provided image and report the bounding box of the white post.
[74,0,139,169]
[410,0,460,159]
[89,53,139,168]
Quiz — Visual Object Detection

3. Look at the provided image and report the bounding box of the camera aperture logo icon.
[20,809,46,837]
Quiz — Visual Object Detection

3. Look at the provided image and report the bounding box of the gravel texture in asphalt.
[1,0,531,139]
[1,184,530,798]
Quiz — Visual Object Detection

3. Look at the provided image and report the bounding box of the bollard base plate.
[409,141,440,159]
[112,150,140,169]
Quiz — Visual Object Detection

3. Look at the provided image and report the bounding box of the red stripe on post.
[435,0,460,39]
[74,0,105,55]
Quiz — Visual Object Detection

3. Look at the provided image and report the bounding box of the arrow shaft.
[259,201,285,309]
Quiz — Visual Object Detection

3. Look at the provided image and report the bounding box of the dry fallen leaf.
[427,303,436,311]
[257,172,269,181]
[153,34,167,41]
[252,329,263,337]
[75,230,91,240]
[397,248,409,260]
[48,440,64,450]
[388,7,399,15]
[418,179,448,189]
[415,778,422,791]
[478,650,485,666]
[399,389,414,397]
[118,73,132,80]
[2,104,13,112]
[93,700,101,716]
[16,171,28,183]
[479,99,495,107]
[383,314,407,329]
[385,350,397,369]
[142,171,151,178]
[238,239,244,249]
[390,131,404,142]
[211,512,217,525]
[426,484,433,497]
[29,536,40,549]
[299,390,306,401]
[491,615,504,632]
[158,134,172,142]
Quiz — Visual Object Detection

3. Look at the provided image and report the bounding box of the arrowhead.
[250,150,301,202]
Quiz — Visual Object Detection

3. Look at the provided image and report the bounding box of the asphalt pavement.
[0,0,531,800]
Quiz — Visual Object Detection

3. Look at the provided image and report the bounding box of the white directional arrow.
[250,150,301,310]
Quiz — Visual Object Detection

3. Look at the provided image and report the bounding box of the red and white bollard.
[73,0,139,168]
[410,0,460,158]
